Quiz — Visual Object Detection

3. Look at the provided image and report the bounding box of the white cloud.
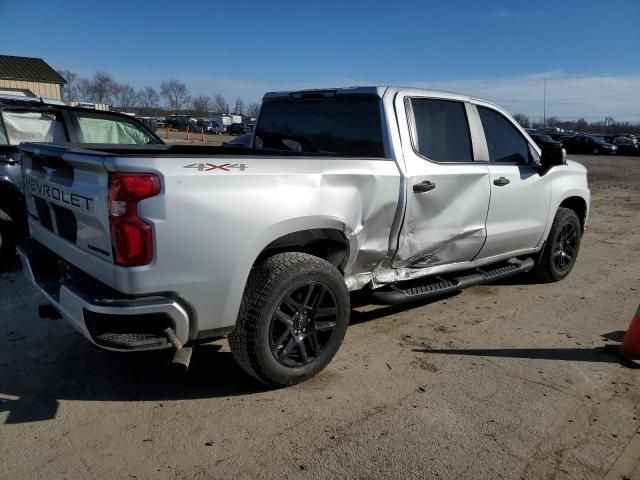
[482,7,522,19]
[114,68,640,122]
[409,72,640,122]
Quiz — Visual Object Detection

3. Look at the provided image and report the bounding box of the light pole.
[543,78,547,127]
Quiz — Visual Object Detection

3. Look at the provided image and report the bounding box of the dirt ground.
[1,155,639,480]
[157,128,234,146]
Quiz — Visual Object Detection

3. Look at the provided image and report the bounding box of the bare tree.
[57,69,78,101]
[138,86,160,112]
[211,94,229,114]
[75,78,93,102]
[575,118,588,132]
[160,79,190,112]
[191,95,211,116]
[90,71,116,104]
[234,97,244,115]
[546,117,559,128]
[512,113,530,128]
[246,102,261,117]
[112,83,139,111]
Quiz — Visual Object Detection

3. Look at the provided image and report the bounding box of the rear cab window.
[1,110,68,145]
[73,113,155,144]
[408,98,473,162]
[254,93,385,157]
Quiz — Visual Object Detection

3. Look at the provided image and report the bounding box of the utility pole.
[543,78,547,127]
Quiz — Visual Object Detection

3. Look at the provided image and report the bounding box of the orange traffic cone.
[605,305,640,368]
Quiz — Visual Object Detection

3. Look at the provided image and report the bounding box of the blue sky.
[1,0,639,120]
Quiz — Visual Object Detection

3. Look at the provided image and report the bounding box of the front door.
[474,105,552,260]
[392,95,491,268]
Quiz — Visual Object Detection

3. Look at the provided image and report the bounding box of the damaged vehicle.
[0,95,162,263]
[17,87,590,386]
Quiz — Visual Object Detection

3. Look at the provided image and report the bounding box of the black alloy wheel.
[552,222,578,272]
[269,281,339,367]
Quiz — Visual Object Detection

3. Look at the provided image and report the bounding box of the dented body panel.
[19,86,590,348]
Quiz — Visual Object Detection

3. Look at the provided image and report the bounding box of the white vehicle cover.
[2,111,67,145]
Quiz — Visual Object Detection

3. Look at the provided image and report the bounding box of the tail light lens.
[108,173,161,266]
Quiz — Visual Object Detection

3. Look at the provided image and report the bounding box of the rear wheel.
[229,252,350,386]
[533,208,582,282]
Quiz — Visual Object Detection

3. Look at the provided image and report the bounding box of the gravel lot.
[1,155,639,480]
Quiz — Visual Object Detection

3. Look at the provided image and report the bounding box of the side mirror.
[540,146,566,168]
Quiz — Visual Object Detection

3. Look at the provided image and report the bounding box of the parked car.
[529,133,563,150]
[611,136,639,156]
[18,86,589,386]
[562,135,617,155]
[165,115,190,130]
[0,94,163,263]
[195,120,222,135]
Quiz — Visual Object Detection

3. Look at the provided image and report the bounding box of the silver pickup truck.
[18,87,590,386]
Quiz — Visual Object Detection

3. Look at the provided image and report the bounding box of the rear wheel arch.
[255,228,350,272]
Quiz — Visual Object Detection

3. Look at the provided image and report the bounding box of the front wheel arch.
[558,196,587,232]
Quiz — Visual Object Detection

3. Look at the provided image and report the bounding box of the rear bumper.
[17,239,190,352]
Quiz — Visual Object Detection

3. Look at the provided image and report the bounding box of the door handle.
[413,180,436,193]
[493,177,510,186]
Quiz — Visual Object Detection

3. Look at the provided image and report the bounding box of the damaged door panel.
[391,94,491,269]
[393,167,490,267]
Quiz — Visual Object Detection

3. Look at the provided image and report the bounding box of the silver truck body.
[18,87,590,351]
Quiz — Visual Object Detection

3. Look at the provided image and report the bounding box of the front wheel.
[229,252,350,386]
[532,208,582,282]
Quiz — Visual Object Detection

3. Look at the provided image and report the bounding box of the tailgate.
[20,143,116,286]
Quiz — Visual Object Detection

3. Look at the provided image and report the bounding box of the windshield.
[255,94,385,157]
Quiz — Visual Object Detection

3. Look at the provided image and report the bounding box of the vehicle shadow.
[0,339,271,425]
[0,271,597,425]
[413,345,620,363]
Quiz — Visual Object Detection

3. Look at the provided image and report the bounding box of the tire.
[0,220,16,267]
[532,208,582,282]
[229,252,350,386]
[593,148,599,155]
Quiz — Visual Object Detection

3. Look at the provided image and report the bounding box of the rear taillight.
[108,173,161,267]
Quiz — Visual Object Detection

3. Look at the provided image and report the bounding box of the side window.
[75,114,153,144]
[478,107,531,163]
[409,98,473,162]
[1,111,68,145]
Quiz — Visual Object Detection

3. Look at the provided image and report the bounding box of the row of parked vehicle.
[526,129,639,156]
[164,116,254,136]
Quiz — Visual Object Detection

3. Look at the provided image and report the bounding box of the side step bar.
[372,257,534,305]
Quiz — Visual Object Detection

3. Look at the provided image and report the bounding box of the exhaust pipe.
[163,327,192,372]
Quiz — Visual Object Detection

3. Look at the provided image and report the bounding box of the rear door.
[474,105,552,260]
[392,94,490,268]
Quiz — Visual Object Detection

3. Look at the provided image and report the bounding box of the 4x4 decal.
[184,163,248,172]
